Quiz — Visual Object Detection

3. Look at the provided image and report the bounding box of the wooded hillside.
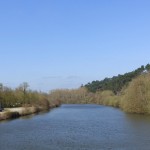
[84,64,150,94]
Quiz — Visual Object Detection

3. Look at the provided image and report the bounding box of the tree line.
[84,64,150,94]
[0,82,60,109]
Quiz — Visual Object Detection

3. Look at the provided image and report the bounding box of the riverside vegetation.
[1,64,150,120]
[49,64,150,114]
[0,82,60,121]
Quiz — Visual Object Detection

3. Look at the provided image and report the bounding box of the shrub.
[120,74,150,114]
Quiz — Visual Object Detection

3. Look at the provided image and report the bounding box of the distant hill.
[84,64,150,94]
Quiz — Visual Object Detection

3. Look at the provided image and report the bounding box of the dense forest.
[84,64,150,94]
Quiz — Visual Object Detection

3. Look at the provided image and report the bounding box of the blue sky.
[0,0,150,92]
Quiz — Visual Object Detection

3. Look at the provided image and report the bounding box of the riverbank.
[0,104,60,121]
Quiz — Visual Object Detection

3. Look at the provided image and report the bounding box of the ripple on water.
[1,104,150,150]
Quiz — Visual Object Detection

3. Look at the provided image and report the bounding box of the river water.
[1,104,150,150]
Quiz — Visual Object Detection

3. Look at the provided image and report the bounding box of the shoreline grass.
[0,103,60,121]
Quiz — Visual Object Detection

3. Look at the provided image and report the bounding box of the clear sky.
[0,0,150,92]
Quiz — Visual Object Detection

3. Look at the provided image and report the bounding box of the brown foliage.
[120,74,150,114]
[49,88,92,104]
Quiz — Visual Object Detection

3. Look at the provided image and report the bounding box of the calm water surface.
[1,104,150,150]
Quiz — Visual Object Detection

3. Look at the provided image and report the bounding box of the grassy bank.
[0,107,37,120]
[0,103,60,121]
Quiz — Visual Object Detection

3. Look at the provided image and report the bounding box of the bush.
[94,90,120,107]
[120,74,150,114]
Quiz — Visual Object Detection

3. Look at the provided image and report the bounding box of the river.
[1,104,150,150]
